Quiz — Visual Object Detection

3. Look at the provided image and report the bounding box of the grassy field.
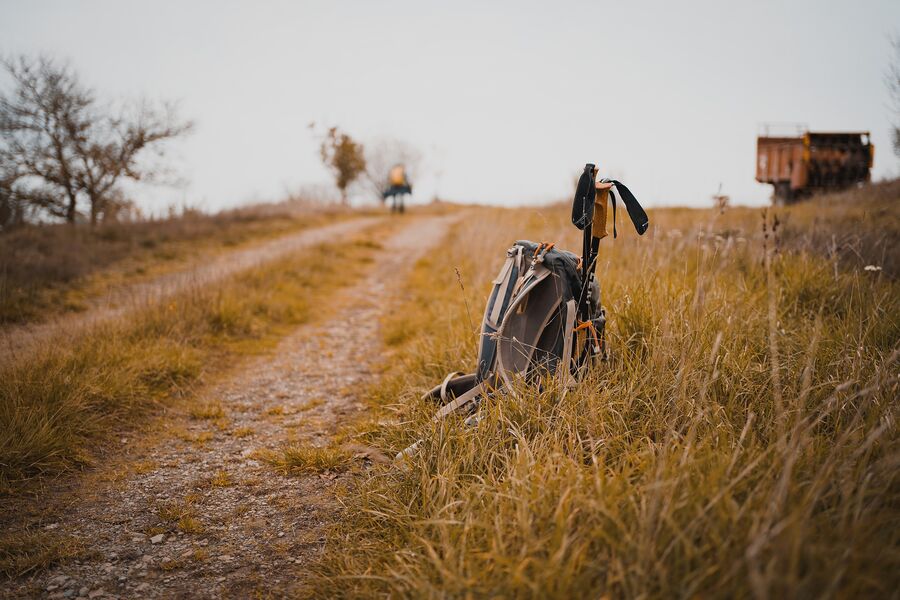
[0,218,395,496]
[306,182,899,598]
[0,199,358,325]
[1,182,896,593]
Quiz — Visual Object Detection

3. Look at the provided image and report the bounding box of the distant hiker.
[382,164,412,213]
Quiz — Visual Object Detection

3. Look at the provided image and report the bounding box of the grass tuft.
[208,470,233,488]
[177,516,204,534]
[189,402,225,420]
[232,427,254,438]
[0,530,85,578]
[260,444,353,475]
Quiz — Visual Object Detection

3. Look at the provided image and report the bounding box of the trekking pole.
[571,163,597,321]
[567,164,602,368]
[572,163,651,365]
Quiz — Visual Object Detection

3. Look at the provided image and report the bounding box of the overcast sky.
[1,0,899,211]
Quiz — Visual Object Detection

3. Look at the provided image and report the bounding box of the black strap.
[572,168,650,318]
[611,180,649,235]
[571,164,595,230]
[610,188,618,239]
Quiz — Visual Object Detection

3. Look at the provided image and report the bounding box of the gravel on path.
[5,214,458,599]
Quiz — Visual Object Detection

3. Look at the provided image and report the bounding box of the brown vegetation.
[309,183,899,597]
[776,178,900,276]
[0,219,393,492]
[0,200,350,325]
[314,125,366,205]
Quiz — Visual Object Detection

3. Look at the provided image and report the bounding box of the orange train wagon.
[756,130,873,204]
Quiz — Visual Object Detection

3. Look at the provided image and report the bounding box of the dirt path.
[7,214,457,599]
[0,216,381,361]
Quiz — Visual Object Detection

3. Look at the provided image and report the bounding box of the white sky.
[1,0,899,211]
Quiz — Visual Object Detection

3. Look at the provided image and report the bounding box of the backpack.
[425,240,597,420]
[397,164,648,458]
[389,165,407,187]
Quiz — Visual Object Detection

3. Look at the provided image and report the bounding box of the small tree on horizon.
[315,125,366,205]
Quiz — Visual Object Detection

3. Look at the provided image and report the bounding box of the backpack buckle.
[532,241,555,264]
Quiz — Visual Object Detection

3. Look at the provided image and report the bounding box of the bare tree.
[313,125,366,205]
[0,56,88,223]
[0,55,191,226]
[363,137,422,201]
[0,137,64,229]
[0,157,26,229]
[72,100,190,225]
[889,37,900,159]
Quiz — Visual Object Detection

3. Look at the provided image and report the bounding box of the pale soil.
[0,216,381,361]
[4,214,458,599]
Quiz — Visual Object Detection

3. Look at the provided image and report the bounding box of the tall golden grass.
[0,224,390,493]
[314,185,899,597]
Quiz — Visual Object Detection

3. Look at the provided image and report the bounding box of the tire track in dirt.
[0,216,382,361]
[6,213,459,599]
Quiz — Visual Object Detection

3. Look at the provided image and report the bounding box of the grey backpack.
[424,239,605,423]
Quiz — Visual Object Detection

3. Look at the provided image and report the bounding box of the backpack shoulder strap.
[438,371,467,403]
[478,245,526,381]
[431,381,486,421]
[558,298,578,387]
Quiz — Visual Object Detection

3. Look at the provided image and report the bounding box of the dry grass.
[0,530,85,578]
[259,444,353,475]
[232,426,254,438]
[778,179,900,276]
[132,460,158,475]
[0,223,393,493]
[189,402,226,420]
[177,516,204,534]
[312,185,899,597]
[208,470,233,488]
[0,199,357,325]
[299,397,325,412]
[157,497,196,524]
[158,493,206,534]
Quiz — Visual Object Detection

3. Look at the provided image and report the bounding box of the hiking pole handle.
[593,176,612,242]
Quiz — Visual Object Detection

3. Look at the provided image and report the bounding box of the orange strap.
[575,319,603,352]
[532,241,556,258]
[575,319,602,342]
[574,320,594,332]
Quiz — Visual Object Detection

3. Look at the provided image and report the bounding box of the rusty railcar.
[756,128,873,204]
